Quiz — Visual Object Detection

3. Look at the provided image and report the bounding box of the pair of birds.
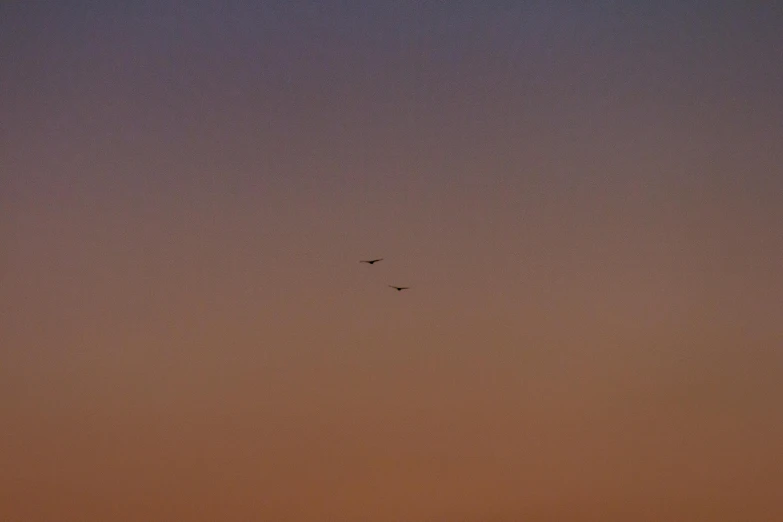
[359,258,409,291]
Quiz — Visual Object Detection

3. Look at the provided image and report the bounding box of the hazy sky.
[2,2,782,521]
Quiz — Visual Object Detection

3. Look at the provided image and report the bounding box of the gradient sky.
[2,2,782,521]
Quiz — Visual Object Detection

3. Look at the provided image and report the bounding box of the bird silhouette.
[388,285,410,291]
[360,258,383,264]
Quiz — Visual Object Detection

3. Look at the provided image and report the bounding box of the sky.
[2,2,782,521]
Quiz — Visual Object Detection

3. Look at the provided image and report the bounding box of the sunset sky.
[2,2,782,521]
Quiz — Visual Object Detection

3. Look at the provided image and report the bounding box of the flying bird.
[360,258,383,264]
[388,285,410,291]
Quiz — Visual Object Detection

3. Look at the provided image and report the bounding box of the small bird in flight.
[360,258,383,264]
[389,285,410,291]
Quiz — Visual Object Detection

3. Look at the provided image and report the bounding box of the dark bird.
[360,258,383,264]
[388,285,410,291]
